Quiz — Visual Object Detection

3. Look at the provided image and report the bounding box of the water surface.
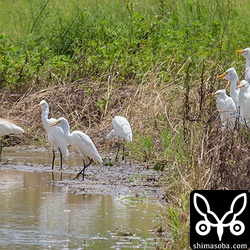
[0,164,162,249]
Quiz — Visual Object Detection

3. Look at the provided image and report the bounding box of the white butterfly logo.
[193,193,247,241]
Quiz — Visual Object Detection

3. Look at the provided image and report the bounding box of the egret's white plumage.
[217,67,240,108]
[213,89,237,131]
[52,117,102,180]
[106,116,132,161]
[38,100,69,169]
[0,118,24,137]
[236,48,250,82]
[237,80,250,126]
[0,118,24,155]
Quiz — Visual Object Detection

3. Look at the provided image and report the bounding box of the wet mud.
[0,146,166,198]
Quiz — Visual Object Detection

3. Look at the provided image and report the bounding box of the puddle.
[1,146,166,198]
[0,147,166,249]
[1,146,83,166]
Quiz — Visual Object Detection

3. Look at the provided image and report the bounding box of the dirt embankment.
[0,80,172,197]
[0,78,176,164]
[0,80,170,144]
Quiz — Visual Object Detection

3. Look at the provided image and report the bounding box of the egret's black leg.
[81,165,87,181]
[0,140,2,157]
[51,171,55,182]
[73,158,92,181]
[59,148,63,170]
[73,159,86,180]
[122,143,125,161]
[80,161,92,181]
[115,141,120,161]
[52,149,56,170]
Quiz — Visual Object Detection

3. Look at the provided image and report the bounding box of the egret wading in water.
[37,100,69,169]
[217,67,240,108]
[0,118,24,156]
[51,117,103,181]
[237,80,250,126]
[236,48,250,82]
[106,116,132,161]
[211,90,237,131]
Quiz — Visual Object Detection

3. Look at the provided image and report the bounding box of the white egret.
[212,89,237,131]
[0,118,24,155]
[236,48,250,82]
[51,117,103,181]
[37,100,69,170]
[217,67,240,108]
[236,80,250,126]
[106,116,132,161]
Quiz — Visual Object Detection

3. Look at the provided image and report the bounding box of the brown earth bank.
[0,81,170,199]
[0,79,171,148]
[1,79,250,194]
[1,78,250,249]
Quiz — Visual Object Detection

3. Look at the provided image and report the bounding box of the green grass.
[1,0,250,248]
[1,0,250,91]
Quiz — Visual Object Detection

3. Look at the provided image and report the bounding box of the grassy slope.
[1,0,250,248]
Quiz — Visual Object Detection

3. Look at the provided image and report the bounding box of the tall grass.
[1,0,250,248]
[1,0,250,91]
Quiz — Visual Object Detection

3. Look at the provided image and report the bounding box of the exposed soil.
[58,163,165,198]
[0,79,174,150]
[0,146,166,198]
[0,81,170,199]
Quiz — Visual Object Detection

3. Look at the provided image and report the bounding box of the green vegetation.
[1,0,250,248]
[1,0,250,91]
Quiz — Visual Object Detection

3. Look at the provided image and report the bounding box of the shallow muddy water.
[0,147,165,249]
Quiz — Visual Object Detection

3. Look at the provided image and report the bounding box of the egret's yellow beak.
[51,120,61,127]
[236,80,241,88]
[217,72,227,80]
[207,92,215,96]
[36,103,44,107]
[236,49,244,55]
[225,81,231,90]
[237,82,244,90]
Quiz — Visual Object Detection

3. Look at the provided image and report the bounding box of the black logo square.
[190,190,249,250]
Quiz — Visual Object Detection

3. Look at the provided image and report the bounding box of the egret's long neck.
[229,74,239,94]
[107,130,115,141]
[229,76,239,107]
[41,107,50,130]
[60,121,71,139]
[245,57,250,69]
[230,74,238,87]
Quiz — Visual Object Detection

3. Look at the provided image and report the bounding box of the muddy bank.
[0,82,171,199]
[0,146,166,198]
